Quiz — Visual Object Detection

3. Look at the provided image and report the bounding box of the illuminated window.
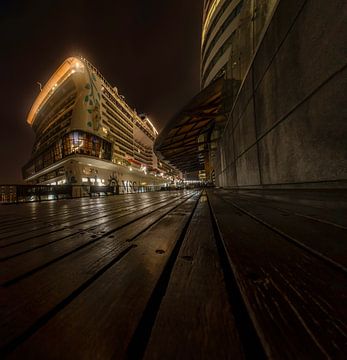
[62,131,111,160]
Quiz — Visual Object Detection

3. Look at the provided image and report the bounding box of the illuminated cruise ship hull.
[23,57,178,190]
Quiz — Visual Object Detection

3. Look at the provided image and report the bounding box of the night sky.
[0,0,202,183]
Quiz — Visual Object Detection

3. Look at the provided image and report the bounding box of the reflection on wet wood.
[1,189,346,359]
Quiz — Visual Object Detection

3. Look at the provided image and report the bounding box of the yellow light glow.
[145,117,159,135]
[202,0,221,45]
[27,57,83,125]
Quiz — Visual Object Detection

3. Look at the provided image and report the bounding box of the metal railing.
[0,184,179,204]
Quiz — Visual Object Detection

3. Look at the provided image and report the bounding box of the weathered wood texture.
[144,195,244,360]
[1,191,199,351]
[208,189,347,359]
[1,189,346,359]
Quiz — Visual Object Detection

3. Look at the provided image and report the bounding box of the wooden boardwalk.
[0,189,346,359]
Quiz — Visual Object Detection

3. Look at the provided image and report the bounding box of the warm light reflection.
[27,57,83,125]
[145,117,158,135]
[202,0,221,45]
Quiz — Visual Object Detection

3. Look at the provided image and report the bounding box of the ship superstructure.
[23,57,179,190]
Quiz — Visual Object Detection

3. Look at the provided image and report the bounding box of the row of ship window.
[106,118,134,145]
[34,111,73,153]
[134,120,155,141]
[102,88,134,123]
[103,118,135,155]
[33,91,77,153]
[34,87,76,132]
[84,62,137,127]
[103,104,134,134]
[23,166,65,183]
[110,133,134,155]
[36,167,66,184]
[23,131,112,178]
[103,112,133,142]
[103,98,133,131]
[34,94,150,165]
[24,127,154,179]
[103,87,155,140]
[36,93,76,136]
[102,92,154,142]
[101,103,153,162]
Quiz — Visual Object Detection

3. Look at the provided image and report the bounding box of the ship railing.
[82,58,136,118]
[82,58,156,137]
[0,184,184,204]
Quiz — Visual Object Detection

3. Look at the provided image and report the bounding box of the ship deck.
[1,189,346,358]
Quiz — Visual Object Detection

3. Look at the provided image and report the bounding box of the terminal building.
[22,57,180,191]
[154,0,347,190]
[155,0,278,182]
[201,0,244,89]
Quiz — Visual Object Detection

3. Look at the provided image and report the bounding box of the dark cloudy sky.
[0,0,202,183]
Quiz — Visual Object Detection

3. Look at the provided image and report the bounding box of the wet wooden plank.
[233,190,347,228]
[0,192,180,234]
[0,193,200,354]
[0,196,171,254]
[144,194,244,360]
[0,198,128,237]
[0,193,176,241]
[0,192,195,285]
[0,194,201,352]
[208,190,347,359]
[0,193,184,253]
[221,192,347,269]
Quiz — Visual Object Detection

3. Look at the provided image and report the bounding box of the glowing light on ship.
[27,57,83,125]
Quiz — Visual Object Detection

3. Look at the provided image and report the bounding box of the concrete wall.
[215,0,347,188]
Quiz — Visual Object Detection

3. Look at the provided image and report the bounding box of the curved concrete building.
[201,0,244,89]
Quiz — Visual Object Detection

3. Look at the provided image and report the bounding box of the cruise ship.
[22,57,180,192]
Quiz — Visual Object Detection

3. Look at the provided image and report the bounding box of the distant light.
[129,167,133,171]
